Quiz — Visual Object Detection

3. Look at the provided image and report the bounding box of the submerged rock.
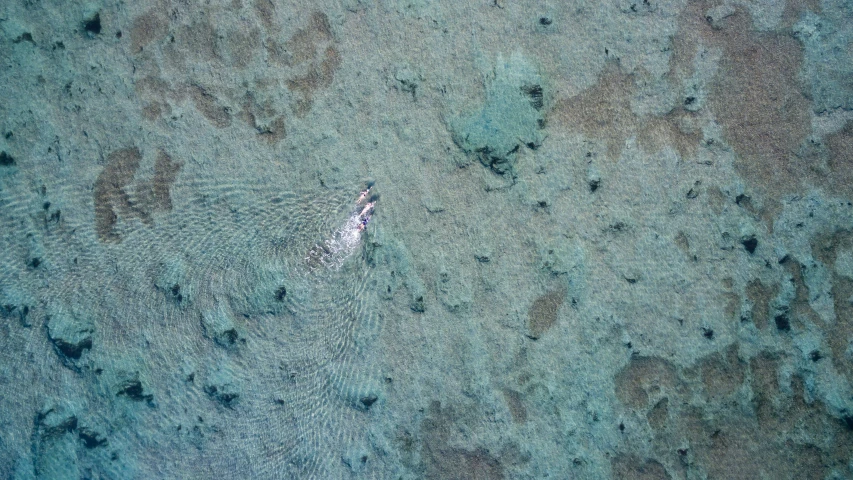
[450,52,546,175]
[200,304,241,347]
[46,311,94,364]
[204,369,241,408]
[0,285,32,327]
[115,371,155,404]
[33,403,81,480]
[36,404,78,438]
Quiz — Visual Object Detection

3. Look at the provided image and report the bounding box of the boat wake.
[305,185,376,271]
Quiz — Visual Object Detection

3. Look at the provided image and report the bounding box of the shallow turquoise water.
[2,1,853,479]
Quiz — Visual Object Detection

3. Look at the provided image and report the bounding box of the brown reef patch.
[526,289,564,340]
[94,148,142,242]
[189,84,232,128]
[128,7,338,141]
[745,278,776,330]
[825,121,853,200]
[811,229,853,382]
[416,401,506,480]
[94,148,181,242]
[501,389,527,424]
[239,91,287,143]
[697,343,744,401]
[646,397,669,431]
[550,2,829,229]
[780,255,824,330]
[549,61,636,159]
[262,11,340,117]
[134,76,178,122]
[612,347,852,479]
[669,2,820,223]
[614,356,679,410]
[129,10,167,54]
[611,455,671,480]
[705,11,811,197]
[283,11,334,67]
[549,62,701,161]
[781,0,822,29]
[137,150,182,211]
[254,0,278,32]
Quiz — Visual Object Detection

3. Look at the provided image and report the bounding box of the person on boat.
[358,214,371,231]
[359,201,375,218]
[357,182,375,204]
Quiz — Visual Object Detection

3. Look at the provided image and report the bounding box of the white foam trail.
[306,212,364,270]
